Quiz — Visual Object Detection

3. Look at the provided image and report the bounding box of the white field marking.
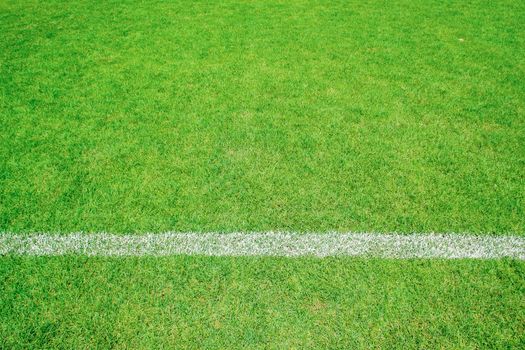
[0,232,524,259]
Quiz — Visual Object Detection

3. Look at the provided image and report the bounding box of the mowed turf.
[1,258,524,349]
[1,0,524,233]
[1,0,525,348]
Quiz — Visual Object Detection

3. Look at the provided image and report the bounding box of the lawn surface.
[1,257,524,349]
[1,0,524,234]
[1,0,525,348]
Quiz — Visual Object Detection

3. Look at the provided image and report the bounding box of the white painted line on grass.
[1,233,524,259]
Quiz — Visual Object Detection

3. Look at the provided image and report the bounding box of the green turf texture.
[1,0,524,234]
[1,1,524,348]
[1,257,524,349]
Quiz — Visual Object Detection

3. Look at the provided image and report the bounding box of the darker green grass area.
[1,0,524,233]
[1,257,524,349]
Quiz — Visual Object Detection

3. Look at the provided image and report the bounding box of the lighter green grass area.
[0,0,523,234]
[1,257,524,349]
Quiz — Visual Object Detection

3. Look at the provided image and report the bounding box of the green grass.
[1,0,524,234]
[1,257,524,349]
[1,0,525,348]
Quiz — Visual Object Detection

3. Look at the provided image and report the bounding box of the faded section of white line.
[0,233,524,259]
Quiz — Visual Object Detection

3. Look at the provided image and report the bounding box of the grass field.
[1,0,524,348]
[1,258,524,349]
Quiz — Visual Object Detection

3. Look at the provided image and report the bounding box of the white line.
[1,233,524,259]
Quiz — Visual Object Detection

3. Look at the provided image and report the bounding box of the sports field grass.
[1,0,524,348]
[1,0,524,234]
[1,258,524,349]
